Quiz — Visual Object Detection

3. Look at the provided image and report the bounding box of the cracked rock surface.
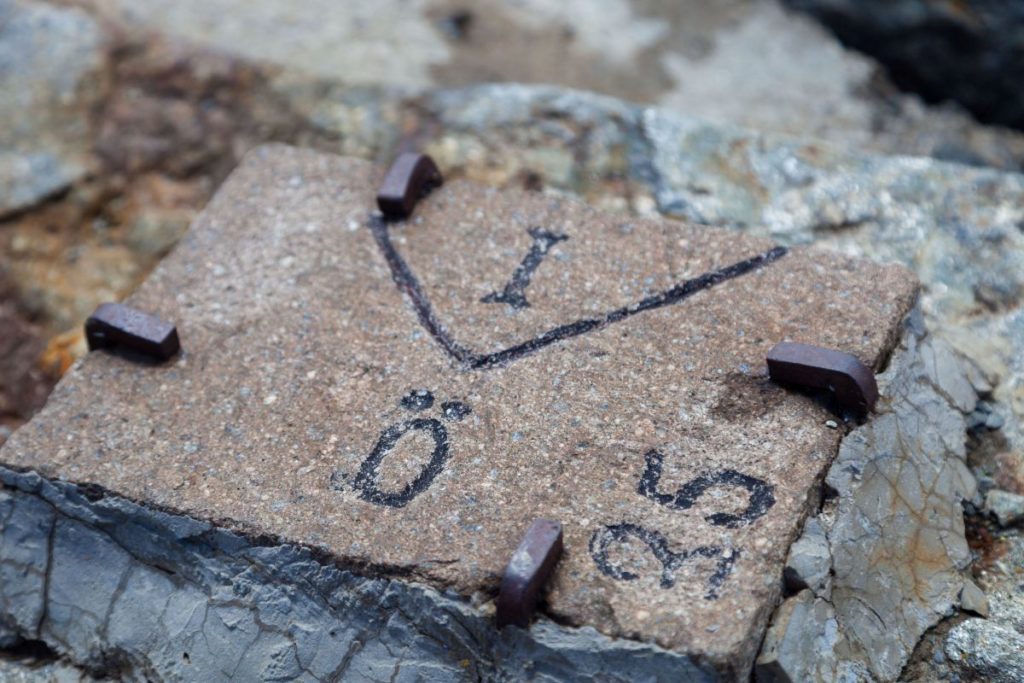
[0,469,717,682]
[757,316,979,682]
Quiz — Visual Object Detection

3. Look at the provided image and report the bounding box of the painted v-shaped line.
[369,216,788,370]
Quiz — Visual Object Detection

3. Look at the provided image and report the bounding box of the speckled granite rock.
[946,612,1024,682]
[0,0,104,218]
[0,145,918,680]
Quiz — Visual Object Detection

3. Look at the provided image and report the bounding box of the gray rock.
[783,517,831,597]
[0,655,97,683]
[81,0,1024,170]
[783,0,1024,129]
[756,590,871,683]
[959,580,989,618]
[945,619,1024,683]
[757,321,978,682]
[0,0,104,217]
[0,468,717,682]
[985,489,1024,528]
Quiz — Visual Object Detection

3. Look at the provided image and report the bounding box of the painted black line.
[480,227,568,310]
[370,216,474,364]
[469,245,788,369]
[369,215,788,370]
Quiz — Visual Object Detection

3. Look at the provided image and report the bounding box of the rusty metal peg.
[85,302,180,362]
[766,342,878,415]
[376,152,443,219]
[496,518,564,629]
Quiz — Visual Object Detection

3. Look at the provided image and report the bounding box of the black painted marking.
[369,215,788,370]
[588,522,737,598]
[401,389,435,411]
[638,450,776,528]
[441,401,472,422]
[481,227,568,310]
[353,418,450,508]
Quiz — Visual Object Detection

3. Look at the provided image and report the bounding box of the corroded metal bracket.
[496,518,564,629]
[766,341,878,414]
[85,303,180,362]
[376,153,443,219]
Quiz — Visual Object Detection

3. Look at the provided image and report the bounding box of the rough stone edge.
[0,466,719,682]
[755,308,981,682]
[945,606,1024,682]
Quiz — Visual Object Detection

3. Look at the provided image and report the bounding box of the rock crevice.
[757,314,980,682]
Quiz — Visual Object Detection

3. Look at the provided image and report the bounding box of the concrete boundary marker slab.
[1,145,920,679]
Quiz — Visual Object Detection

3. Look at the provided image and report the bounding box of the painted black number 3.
[589,449,775,597]
[352,391,471,508]
[589,523,736,598]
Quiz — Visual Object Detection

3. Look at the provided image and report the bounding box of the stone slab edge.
[757,310,981,682]
[0,318,951,682]
[0,465,718,682]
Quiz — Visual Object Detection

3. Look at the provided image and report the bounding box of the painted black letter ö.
[353,418,450,508]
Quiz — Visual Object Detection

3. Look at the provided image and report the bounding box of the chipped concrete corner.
[757,311,981,682]
[0,469,714,682]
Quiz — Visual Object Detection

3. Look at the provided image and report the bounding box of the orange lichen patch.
[39,328,89,379]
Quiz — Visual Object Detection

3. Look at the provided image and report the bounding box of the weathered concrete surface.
[756,317,979,681]
[408,85,1024,468]
[394,85,1024,512]
[0,0,104,218]
[0,145,917,678]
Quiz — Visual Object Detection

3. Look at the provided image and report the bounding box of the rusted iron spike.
[766,341,878,414]
[376,152,443,220]
[496,518,564,629]
[85,302,180,362]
